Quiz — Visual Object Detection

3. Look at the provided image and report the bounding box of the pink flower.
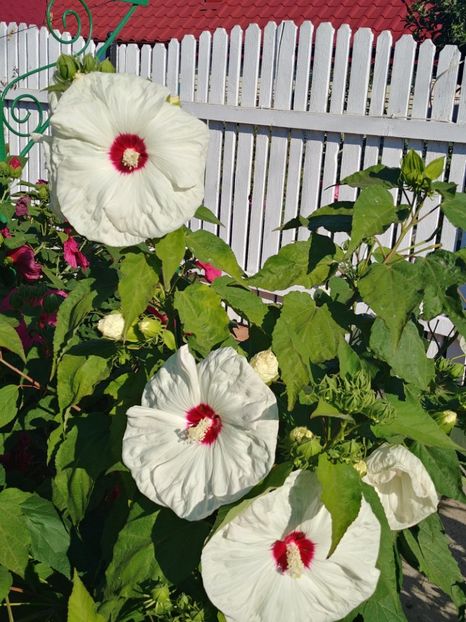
[146,305,169,326]
[7,246,42,281]
[63,235,89,270]
[8,156,22,170]
[1,227,12,238]
[195,261,222,283]
[15,196,30,217]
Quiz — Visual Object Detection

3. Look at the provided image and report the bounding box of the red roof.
[2,0,409,43]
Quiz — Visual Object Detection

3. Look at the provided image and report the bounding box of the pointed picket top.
[309,22,334,113]
[369,30,392,115]
[411,39,435,119]
[346,28,374,115]
[432,45,461,121]
[180,34,196,100]
[387,34,417,118]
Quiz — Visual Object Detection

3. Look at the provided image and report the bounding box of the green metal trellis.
[0,0,148,162]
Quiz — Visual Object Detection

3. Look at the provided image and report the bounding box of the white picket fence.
[1,20,466,285]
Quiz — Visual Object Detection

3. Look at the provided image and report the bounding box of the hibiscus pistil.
[272,531,315,578]
[122,148,140,170]
[186,403,222,444]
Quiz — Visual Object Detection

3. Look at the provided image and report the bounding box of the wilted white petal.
[123,345,279,520]
[201,470,381,622]
[47,72,209,245]
[364,443,438,530]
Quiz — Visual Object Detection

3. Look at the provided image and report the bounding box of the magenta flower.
[8,156,22,170]
[7,246,42,281]
[1,227,12,238]
[63,235,89,270]
[195,261,222,283]
[15,196,31,217]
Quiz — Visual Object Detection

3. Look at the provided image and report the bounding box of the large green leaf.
[369,319,435,389]
[410,444,466,503]
[402,514,466,611]
[358,261,423,343]
[0,490,31,577]
[307,203,354,233]
[0,314,25,362]
[349,186,397,251]
[53,279,96,372]
[104,503,161,598]
[187,229,243,280]
[372,394,457,449]
[154,227,186,288]
[57,353,111,412]
[212,276,268,325]
[174,282,230,356]
[118,252,160,338]
[317,455,362,554]
[346,484,407,622]
[194,205,223,226]
[20,494,70,577]
[271,292,316,409]
[307,304,345,363]
[342,164,401,189]
[0,385,19,428]
[153,510,211,584]
[68,571,105,622]
[441,192,466,229]
[247,235,337,292]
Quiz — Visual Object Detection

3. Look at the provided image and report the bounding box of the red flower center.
[272,531,315,577]
[186,403,222,445]
[109,133,148,174]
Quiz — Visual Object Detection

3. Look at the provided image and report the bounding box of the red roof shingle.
[1,0,409,43]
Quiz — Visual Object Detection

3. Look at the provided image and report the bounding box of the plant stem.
[5,597,14,622]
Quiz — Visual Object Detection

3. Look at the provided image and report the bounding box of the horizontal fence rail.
[1,19,466,313]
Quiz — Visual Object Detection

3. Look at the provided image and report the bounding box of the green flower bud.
[57,54,78,80]
[98,59,115,73]
[138,317,162,339]
[434,410,457,433]
[289,426,314,444]
[82,54,97,73]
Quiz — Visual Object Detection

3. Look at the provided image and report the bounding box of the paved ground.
[401,499,466,621]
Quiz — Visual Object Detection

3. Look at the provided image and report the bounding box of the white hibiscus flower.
[45,72,209,246]
[122,345,279,521]
[364,443,438,530]
[201,470,381,622]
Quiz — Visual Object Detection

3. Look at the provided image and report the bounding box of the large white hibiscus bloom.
[364,443,438,530]
[201,470,381,622]
[46,72,209,246]
[122,345,279,521]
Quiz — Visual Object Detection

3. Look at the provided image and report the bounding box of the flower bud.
[353,460,367,477]
[139,317,162,339]
[289,426,314,444]
[97,312,125,340]
[249,349,279,384]
[434,410,457,433]
[99,59,115,73]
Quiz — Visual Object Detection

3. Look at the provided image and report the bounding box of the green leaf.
[0,490,31,577]
[410,444,466,503]
[212,276,268,325]
[307,203,354,233]
[424,156,445,180]
[248,236,337,292]
[432,181,456,200]
[349,186,397,251]
[53,467,93,527]
[0,565,12,603]
[186,229,243,280]
[57,353,111,412]
[272,292,316,409]
[0,385,19,428]
[402,514,466,611]
[153,510,211,584]
[155,227,186,288]
[372,394,458,449]
[307,304,345,363]
[441,192,466,230]
[348,484,407,622]
[53,279,96,372]
[21,494,70,577]
[194,205,223,226]
[174,282,230,356]
[358,261,423,343]
[342,164,401,189]
[104,503,161,598]
[68,570,105,622]
[369,319,435,389]
[0,314,25,362]
[317,455,362,554]
[118,252,160,338]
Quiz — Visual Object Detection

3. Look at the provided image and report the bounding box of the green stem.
[5,597,14,622]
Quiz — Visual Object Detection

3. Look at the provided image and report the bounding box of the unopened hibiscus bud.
[139,317,162,339]
[434,410,457,433]
[15,196,30,217]
[97,312,125,340]
[195,261,221,283]
[8,155,22,171]
[289,426,314,444]
[166,94,181,106]
[57,54,78,80]
[99,59,115,73]
[7,245,42,281]
[250,349,279,384]
[353,460,367,477]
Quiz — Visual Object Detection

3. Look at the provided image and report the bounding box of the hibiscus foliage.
[0,60,465,621]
